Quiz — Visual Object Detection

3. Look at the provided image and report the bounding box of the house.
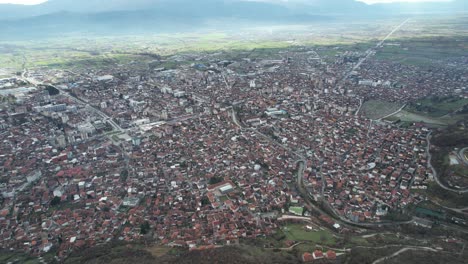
[313,250,324,259]
[302,252,313,262]
[326,250,337,259]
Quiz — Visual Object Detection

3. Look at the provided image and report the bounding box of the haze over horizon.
[0,0,458,6]
[0,0,465,40]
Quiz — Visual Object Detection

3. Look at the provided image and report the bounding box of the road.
[336,18,410,110]
[21,74,125,133]
[457,147,468,166]
[20,67,134,177]
[372,246,438,264]
[228,107,305,160]
[19,55,125,133]
[426,132,468,193]
[345,19,410,82]
[266,242,305,251]
[377,18,411,47]
[355,98,363,116]
[277,215,314,223]
[376,104,407,121]
[432,201,468,215]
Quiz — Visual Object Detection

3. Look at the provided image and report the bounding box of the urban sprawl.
[0,39,467,260]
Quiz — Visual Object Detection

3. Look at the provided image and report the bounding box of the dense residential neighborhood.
[0,34,467,261]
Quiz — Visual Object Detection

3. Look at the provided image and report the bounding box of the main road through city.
[21,68,125,133]
[345,18,410,81]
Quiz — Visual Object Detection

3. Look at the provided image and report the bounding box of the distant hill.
[0,0,330,39]
[0,0,465,19]
[0,0,465,39]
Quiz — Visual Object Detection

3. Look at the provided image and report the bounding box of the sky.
[0,0,455,5]
[0,0,47,4]
[356,0,452,3]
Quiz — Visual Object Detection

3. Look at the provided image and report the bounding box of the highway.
[352,18,410,74]
[339,18,410,102]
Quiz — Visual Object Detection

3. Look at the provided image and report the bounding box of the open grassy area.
[65,242,299,264]
[360,100,403,120]
[375,36,468,66]
[452,165,468,179]
[422,182,468,209]
[381,250,466,264]
[219,195,229,202]
[430,125,468,189]
[0,250,56,264]
[282,224,336,245]
[0,16,466,72]
[407,96,468,118]
[0,34,294,70]
[385,109,449,126]
[144,245,172,258]
[288,206,304,215]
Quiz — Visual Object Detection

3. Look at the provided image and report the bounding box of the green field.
[384,101,468,126]
[283,224,336,245]
[1,16,466,71]
[407,96,468,117]
[385,110,449,126]
[0,33,295,70]
[375,35,468,66]
[219,195,229,202]
[288,206,304,215]
[360,100,403,120]
[422,182,468,209]
[452,165,468,178]
[0,250,56,264]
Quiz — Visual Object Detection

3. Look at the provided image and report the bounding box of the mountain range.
[0,0,465,39]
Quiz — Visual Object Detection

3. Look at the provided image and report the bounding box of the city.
[0,1,467,263]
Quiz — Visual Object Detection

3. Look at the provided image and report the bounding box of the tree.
[140,221,151,235]
[50,196,61,206]
[342,233,352,245]
[46,85,60,96]
[120,169,129,181]
[201,196,210,206]
[209,176,223,185]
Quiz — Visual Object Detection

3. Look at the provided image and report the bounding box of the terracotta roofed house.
[302,252,313,262]
[326,250,337,259]
[313,250,324,259]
